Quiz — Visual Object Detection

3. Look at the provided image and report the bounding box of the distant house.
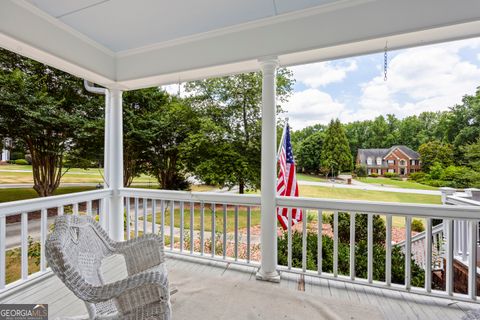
[1,138,12,162]
[356,145,421,176]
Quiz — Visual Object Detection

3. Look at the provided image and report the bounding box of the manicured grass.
[0,186,96,203]
[296,173,327,182]
[142,205,261,233]
[298,185,441,204]
[6,248,40,284]
[357,177,438,191]
[0,164,155,184]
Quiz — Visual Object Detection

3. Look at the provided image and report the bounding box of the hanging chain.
[384,41,388,81]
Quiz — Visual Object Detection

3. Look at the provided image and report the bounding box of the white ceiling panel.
[27,0,107,18]
[274,0,341,14]
[58,0,275,52]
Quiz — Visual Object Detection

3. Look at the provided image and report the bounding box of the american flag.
[277,123,302,230]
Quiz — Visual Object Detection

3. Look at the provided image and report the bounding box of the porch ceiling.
[1,0,480,90]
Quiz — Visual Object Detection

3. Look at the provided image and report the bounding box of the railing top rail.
[446,195,480,207]
[276,196,480,219]
[0,189,112,217]
[396,223,444,247]
[120,188,261,206]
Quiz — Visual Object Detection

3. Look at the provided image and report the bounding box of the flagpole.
[276,117,289,160]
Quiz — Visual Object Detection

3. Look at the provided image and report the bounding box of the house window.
[387,160,395,164]
[367,169,372,175]
[388,169,395,173]
[399,159,406,166]
[367,157,372,165]
[376,157,382,165]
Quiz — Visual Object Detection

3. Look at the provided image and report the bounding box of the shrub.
[277,231,424,286]
[411,219,425,232]
[384,172,399,178]
[409,172,426,181]
[14,159,28,165]
[422,179,452,188]
[332,212,386,245]
[428,162,444,180]
[355,164,367,178]
[369,173,379,178]
[441,165,480,188]
[322,212,333,224]
[10,151,25,161]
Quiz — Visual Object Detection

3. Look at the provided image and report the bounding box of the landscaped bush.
[411,219,425,232]
[277,231,425,286]
[384,172,399,178]
[14,159,28,165]
[331,212,386,245]
[409,172,426,181]
[322,212,333,224]
[369,173,379,178]
[355,164,367,178]
[10,151,25,161]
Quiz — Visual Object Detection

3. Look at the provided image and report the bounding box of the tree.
[418,141,454,172]
[141,96,199,190]
[296,131,324,174]
[320,119,352,176]
[462,138,480,171]
[0,49,102,196]
[183,70,294,193]
[122,88,171,187]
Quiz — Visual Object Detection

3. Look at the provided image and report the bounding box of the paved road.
[5,216,57,250]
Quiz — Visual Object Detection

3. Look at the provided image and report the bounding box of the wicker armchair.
[46,215,171,320]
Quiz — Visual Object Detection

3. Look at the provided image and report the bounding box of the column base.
[256,269,281,283]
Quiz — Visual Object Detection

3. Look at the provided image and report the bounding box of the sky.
[284,37,480,130]
[164,37,480,131]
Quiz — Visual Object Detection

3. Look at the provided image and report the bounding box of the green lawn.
[296,173,327,182]
[0,186,97,203]
[298,185,441,204]
[357,177,437,191]
[0,164,155,184]
[142,205,261,233]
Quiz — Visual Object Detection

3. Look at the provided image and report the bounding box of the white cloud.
[282,89,345,130]
[290,59,358,88]
[356,39,480,120]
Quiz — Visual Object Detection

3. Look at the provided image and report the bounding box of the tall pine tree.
[321,119,352,176]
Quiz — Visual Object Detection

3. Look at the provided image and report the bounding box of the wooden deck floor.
[0,254,478,319]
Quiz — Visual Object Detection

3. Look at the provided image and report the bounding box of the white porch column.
[256,57,280,283]
[108,88,124,241]
[103,91,111,223]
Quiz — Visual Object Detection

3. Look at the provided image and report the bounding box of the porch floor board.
[1,255,478,319]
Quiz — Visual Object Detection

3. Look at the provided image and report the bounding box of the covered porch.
[1,254,477,319]
[1,0,480,318]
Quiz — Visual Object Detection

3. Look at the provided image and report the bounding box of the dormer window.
[367,157,372,165]
[376,157,382,165]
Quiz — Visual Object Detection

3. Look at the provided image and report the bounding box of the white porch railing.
[0,189,111,291]
[120,188,261,266]
[276,196,480,302]
[1,188,480,303]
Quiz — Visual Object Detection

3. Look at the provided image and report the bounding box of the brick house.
[356,145,421,176]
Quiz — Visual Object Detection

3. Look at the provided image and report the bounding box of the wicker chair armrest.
[82,270,168,304]
[112,234,165,275]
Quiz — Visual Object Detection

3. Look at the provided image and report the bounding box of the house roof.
[357,145,420,163]
[386,145,420,159]
[357,149,389,166]
[1,0,479,89]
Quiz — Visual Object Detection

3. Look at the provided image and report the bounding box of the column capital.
[258,56,279,72]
